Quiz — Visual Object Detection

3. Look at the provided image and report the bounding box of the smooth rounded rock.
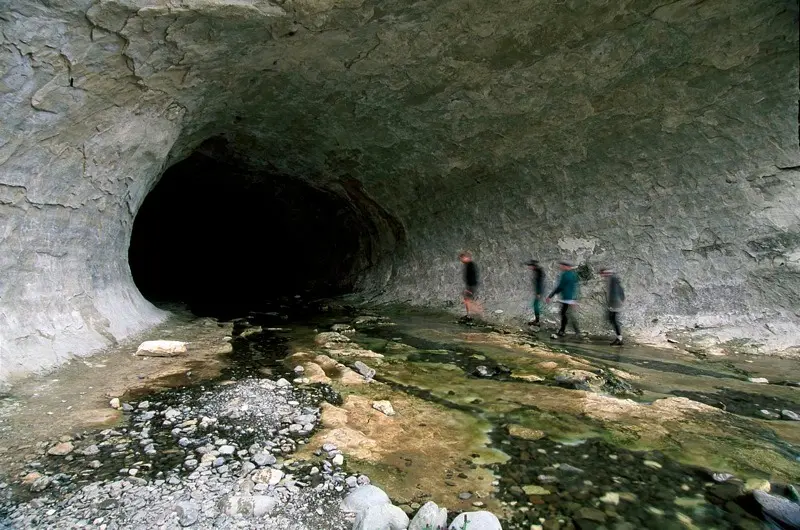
[753,490,800,527]
[354,503,410,530]
[448,511,502,530]
[340,485,391,514]
[409,501,447,530]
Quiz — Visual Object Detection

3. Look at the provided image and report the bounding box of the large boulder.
[353,504,410,530]
[409,501,447,530]
[449,511,502,530]
[753,490,800,528]
[340,485,391,514]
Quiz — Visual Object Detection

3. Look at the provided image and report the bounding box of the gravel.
[0,377,363,529]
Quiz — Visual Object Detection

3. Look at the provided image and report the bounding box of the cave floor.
[1,302,800,529]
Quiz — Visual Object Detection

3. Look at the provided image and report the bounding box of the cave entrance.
[128,141,398,317]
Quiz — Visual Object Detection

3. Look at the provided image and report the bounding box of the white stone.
[600,492,620,505]
[332,454,344,466]
[448,511,502,530]
[354,504,410,530]
[135,340,188,357]
[372,400,396,416]
[340,485,391,514]
[252,495,278,517]
[409,501,447,530]
[748,377,769,384]
[109,398,120,409]
[268,469,284,486]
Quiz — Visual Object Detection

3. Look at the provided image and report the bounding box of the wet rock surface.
[670,388,800,420]
[2,306,800,529]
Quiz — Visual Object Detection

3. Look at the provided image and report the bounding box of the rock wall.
[1,0,798,380]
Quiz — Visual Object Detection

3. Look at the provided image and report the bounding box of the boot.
[610,337,623,346]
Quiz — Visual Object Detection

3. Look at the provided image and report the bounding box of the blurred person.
[459,251,482,319]
[600,267,625,345]
[546,261,580,337]
[525,259,545,326]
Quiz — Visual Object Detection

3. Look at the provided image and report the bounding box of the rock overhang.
[1,0,799,380]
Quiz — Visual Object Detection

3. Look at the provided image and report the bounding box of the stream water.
[2,301,799,529]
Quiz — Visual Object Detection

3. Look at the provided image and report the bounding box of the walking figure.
[525,259,545,326]
[459,251,482,319]
[600,268,625,345]
[546,261,580,337]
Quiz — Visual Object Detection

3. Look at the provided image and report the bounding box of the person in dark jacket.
[459,251,482,318]
[600,268,625,345]
[546,261,580,337]
[525,259,545,326]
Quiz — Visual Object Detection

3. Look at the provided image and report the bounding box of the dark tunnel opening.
[128,139,402,318]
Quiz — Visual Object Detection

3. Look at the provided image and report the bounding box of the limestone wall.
[1,0,798,380]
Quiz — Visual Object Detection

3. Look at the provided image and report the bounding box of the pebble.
[218,445,236,455]
[600,492,620,505]
[332,454,344,466]
[372,400,396,416]
[47,442,74,456]
[30,477,51,492]
[523,485,550,495]
[643,460,662,469]
[252,452,276,467]
[109,398,120,409]
[81,445,100,456]
[175,500,199,527]
[459,491,472,500]
[781,410,800,421]
[558,463,584,474]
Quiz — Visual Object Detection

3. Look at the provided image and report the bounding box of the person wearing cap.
[525,259,546,326]
[546,261,580,337]
[600,267,625,345]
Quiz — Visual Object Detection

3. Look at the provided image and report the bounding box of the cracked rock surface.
[1,0,799,379]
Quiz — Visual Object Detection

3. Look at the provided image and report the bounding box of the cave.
[128,137,403,317]
[1,0,799,380]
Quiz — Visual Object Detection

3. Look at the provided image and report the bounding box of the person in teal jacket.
[546,261,580,337]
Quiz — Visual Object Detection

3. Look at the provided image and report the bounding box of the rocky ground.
[2,306,800,530]
[0,307,505,529]
[0,376,362,529]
